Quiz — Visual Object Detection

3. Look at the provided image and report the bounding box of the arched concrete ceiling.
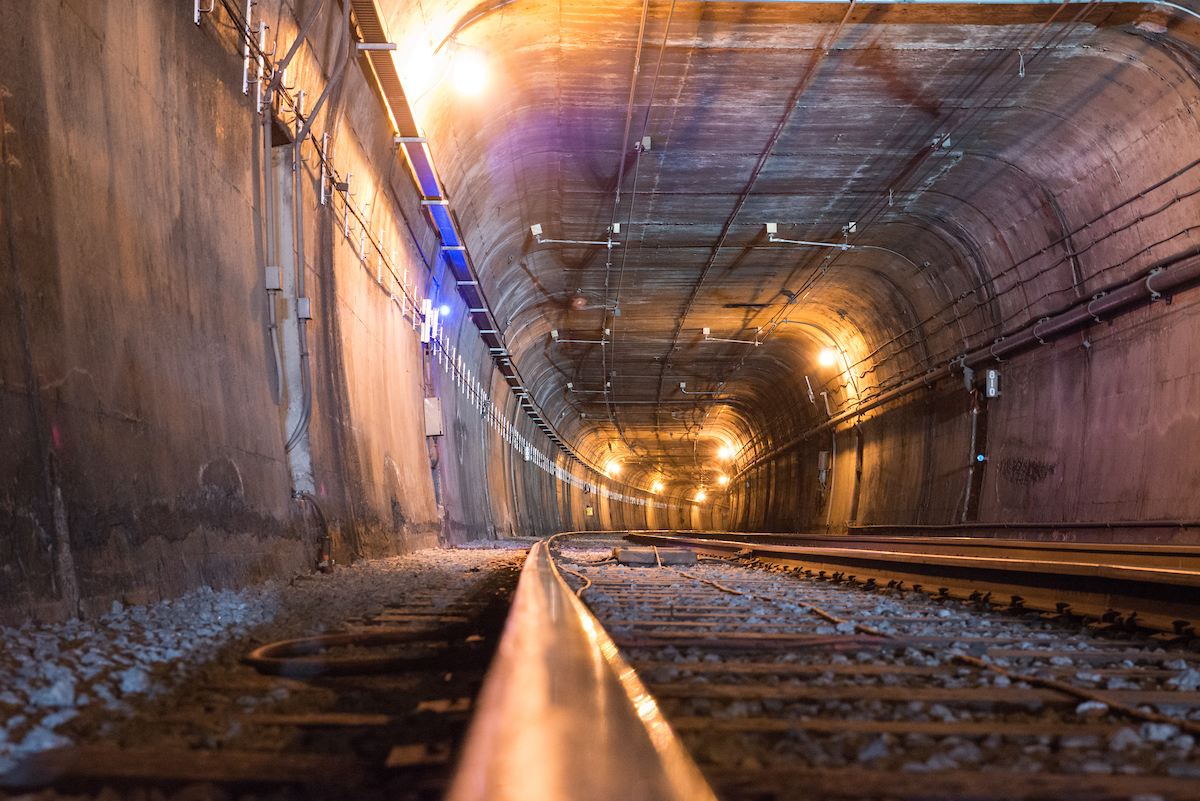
[378,0,1200,490]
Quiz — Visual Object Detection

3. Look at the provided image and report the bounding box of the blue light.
[440,304,451,316]
[976,454,986,462]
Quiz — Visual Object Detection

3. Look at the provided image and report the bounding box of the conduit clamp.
[1034,317,1051,345]
[1088,291,1108,324]
[990,336,1006,362]
[1147,267,1166,303]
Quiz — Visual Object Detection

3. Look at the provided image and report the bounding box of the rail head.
[447,540,717,801]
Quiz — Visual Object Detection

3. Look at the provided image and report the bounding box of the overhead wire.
[607,0,678,451]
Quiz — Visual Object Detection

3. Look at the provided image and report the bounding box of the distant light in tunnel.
[439,304,451,316]
[818,347,838,367]
[717,475,728,486]
[451,49,488,95]
[695,489,706,502]
[652,481,663,493]
[718,446,733,460]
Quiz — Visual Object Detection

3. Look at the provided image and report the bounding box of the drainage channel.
[550,533,1200,800]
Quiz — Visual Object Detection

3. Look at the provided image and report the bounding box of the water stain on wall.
[998,457,1056,485]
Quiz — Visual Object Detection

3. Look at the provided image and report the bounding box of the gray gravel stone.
[856,735,891,762]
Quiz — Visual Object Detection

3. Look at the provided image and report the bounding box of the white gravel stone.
[1109,728,1144,751]
[1168,668,1200,691]
[1076,700,1109,716]
[1141,723,1180,742]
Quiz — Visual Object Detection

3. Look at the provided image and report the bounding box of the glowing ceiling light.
[717,475,728,486]
[652,481,663,493]
[695,489,706,502]
[451,49,488,95]
[818,347,838,367]
[440,304,451,316]
[718,446,733,460]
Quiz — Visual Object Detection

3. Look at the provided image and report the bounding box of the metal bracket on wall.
[194,0,215,25]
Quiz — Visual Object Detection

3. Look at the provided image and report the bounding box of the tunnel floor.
[0,542,528,800]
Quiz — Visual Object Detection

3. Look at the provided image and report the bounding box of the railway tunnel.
[3,0,1200,797]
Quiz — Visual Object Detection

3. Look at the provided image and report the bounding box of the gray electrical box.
[424,397,443,436]
[817,451,830,471]
[985,369,1001,398]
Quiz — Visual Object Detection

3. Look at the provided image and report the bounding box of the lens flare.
[451,50,488,95]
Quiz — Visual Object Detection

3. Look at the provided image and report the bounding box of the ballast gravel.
[0,541,531,777]
[552,542,1200,782]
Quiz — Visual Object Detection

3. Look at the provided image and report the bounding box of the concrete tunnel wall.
[3,0,1200,626]
[720,15,1200,539]
[0,0,666,626]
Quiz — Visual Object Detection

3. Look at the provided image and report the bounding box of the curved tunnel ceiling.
[379,0,1200,493]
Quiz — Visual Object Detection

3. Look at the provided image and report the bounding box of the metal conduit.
[734,246,1200,480]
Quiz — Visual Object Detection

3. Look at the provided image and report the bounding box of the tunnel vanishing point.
[2,0,1200,624]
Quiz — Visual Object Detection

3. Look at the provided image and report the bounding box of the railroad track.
[545,533,1200,800]
[628,530,1200,639]
[2,552,523,801]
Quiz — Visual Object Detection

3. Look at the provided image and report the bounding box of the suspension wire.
[595,0,653,441]
[607,0,678,451]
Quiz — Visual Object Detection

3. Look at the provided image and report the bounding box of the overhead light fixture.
[529,223,622,249]
[450,47,488,95]
[439,304,451,316]
[717,475,728,486]
[652,481,663,493]
[718,446,733,460]
[818,347,838,367]
[703,327,761,347]
[765,223,853,251]
[695,489,706,502]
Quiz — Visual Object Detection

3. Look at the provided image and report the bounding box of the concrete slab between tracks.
[615,547,698,566]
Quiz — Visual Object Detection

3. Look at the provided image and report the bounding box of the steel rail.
[446,540,717,801]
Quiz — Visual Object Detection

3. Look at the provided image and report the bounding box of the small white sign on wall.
[424,397,443,437]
